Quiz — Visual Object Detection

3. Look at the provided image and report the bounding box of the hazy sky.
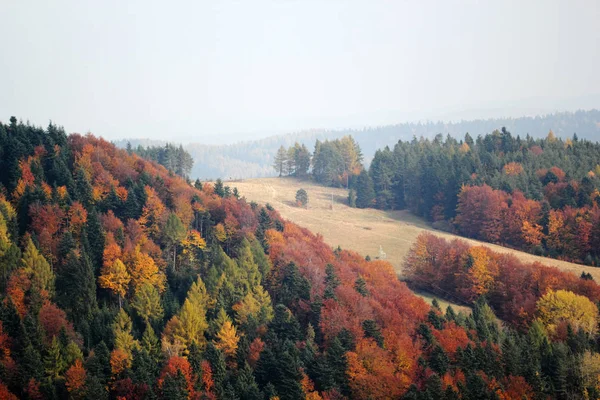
[1,0,598,143]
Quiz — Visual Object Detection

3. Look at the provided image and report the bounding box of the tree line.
[117,110,600,181]
[129,142,194,179]
[351,129,600,265]
[273,136,363,187]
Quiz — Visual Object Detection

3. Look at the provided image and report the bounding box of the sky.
[1,0,599,144]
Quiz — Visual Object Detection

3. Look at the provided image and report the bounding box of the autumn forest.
[1,115,600,400]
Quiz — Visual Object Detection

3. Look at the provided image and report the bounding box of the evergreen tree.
[347,188,357,208]
[85,341,111,384]
[160,370,189,400]
[163,212,186,270]
[85,209,104,272]
[324,264,340,300]
[273,146,289,177]
[56,250,97,329]
[214,179,225,197]
[131,348,159,390]
[355,169,375,208]
[269,304,301,343]
[430,345,450,375]
[362,319,384,348]
[44,336,66,382]
[295,188,308,208]
[234,362,262,400]
[327,337,349,395]
[21,344,44,385]
[354,276,368,296]
[204,342,227,395]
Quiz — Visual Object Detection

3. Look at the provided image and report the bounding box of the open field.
[230,177,600,283]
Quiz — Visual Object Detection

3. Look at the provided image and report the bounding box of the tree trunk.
[173,245,177,271]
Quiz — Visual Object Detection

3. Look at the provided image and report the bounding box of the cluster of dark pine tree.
[129,143,194,179]
[351,128,600,263]
[273,136,363,187]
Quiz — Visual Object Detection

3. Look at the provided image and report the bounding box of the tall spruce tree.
[355,169,375,208]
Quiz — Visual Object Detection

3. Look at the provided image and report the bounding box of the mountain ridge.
[115,109,600,180]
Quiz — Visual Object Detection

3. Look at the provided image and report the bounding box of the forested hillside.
[352,128,600,266]
[116,110,600,180]
[4,116,600,399]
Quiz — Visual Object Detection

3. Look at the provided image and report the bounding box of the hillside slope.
[3,118,600,398]
[231,177,600,281]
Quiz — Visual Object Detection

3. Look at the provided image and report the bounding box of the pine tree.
[327,337,350,395]
[85,209,104,272]
[324,264,340,300]
[235,362,262,400]
[214,179,225,197]
[57,250,97,327]
[348,189,357,208]
[21,344,44,385]
[160,370,189,400]
[164,277,210,352]
[294,144,311,177]
[85,341,111,384]
[163,213,186,270]
[430,345,450,375]
[362,319,384,348]
[273,146,289,177]
[204,342,227,394]
[21,237,55,296]
[141,323,162,363]
[74,167,94,207]
[131,348,159,391]
[187,341,202,376]
[354,276,368,296]
[269,304,301,343]
[355,169,375,208]
[132,282,164,323]
[44,336,66,382]
[276,348,304,400]
[113,308,138,357]
[295,188,308,208]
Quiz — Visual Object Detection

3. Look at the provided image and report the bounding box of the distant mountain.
[115,110,600,180]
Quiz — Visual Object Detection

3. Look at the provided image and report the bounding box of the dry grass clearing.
[230,177,600,283]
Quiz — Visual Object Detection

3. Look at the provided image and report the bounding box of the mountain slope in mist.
[116,110,600,180]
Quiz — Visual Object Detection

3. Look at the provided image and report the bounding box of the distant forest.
[116,110,600,180]
[128,143,194,179]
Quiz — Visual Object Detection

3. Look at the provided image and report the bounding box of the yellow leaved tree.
[113,308,139,360]
[131,282,163,323]
[126,246,165,292]
[98,259,130,307]
[536,289,598,337]
[461,246,498,301]
[162,277,211,355]
[21,237,55,297]
[215,318,240,359]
